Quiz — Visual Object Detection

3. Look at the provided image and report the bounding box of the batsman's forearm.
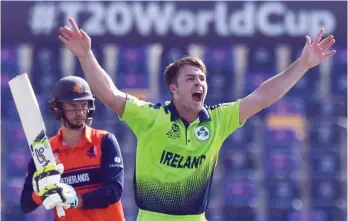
[78,51,119,107]
[255,58,310,107]
[20,190,40,213]
[20,175,41,213]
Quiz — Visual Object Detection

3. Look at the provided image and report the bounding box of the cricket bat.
[9,73,65,218]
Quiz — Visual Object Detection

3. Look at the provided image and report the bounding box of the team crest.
[86,146,97,158]
[73,83,83,94]
[194,126,210,141]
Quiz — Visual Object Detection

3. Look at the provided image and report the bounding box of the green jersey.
[120,94,244,221]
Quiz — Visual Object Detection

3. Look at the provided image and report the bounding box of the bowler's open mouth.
[192,91,203,103]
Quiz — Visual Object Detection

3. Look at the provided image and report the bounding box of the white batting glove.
[32,164,64,196]
[42,183,78,210]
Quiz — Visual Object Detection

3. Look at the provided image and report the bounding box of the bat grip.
[57,205,65,218]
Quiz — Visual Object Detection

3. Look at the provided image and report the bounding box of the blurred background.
[1,1,347,221]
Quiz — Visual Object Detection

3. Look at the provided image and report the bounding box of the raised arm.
[239,29,336,123]
[58,18,126,116]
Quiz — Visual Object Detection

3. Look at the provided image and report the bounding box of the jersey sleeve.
[119,94,161,136]
[81,133,124,209]
[214,100,245,141]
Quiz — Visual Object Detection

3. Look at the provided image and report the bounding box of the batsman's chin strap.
[86,118,93,126]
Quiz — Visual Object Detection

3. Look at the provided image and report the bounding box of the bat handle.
[57,205,65,218]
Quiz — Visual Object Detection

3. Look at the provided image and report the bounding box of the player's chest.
[149,119,216,150]
[140,120,220,171]
[53,145,101,170]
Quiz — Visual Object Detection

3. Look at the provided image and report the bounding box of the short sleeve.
[214,100,245,141]
[119,94,161,136]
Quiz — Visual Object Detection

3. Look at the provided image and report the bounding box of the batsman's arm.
[78,133,124,209]
[20,159,42,213]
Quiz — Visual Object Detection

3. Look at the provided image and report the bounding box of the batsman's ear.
[49,99,63,121]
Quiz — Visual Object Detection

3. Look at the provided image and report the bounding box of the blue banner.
[2,1,347,45]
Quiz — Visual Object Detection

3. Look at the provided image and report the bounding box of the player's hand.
[58,17,91,59]
[300,28,336,69]
[32,164,64,196]
[42,183,78,210]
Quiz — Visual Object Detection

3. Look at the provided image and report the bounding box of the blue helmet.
[49,76,95,127]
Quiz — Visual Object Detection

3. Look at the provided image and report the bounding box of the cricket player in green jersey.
[58,17,336,221]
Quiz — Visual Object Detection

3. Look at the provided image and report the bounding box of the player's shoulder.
[205,101,237,111]
[126,93,172,114]
[88,127,111,140]
[49,135,60,151]
[135,99,172,114]
[153,101,172,113]
[145,102,167,111]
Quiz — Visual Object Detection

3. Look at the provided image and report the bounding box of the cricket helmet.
[49,76,95,128]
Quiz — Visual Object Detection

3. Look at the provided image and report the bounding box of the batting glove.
[32,163,64,196]
[42,183,78,210]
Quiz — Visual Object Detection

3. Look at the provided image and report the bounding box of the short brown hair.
[164,56,207,86]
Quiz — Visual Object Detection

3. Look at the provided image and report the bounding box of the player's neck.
[172,99,199,123]
[61,126,84,148]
